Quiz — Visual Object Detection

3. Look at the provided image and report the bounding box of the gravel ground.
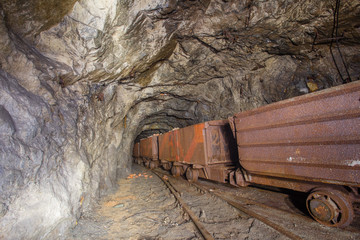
[68,164,288,240]
[68,164,199,240]
[68,163,360,240]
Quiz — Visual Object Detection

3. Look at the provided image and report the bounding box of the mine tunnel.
[0,0,359,239]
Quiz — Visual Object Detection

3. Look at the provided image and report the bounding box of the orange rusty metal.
[158,129,179,163]
[229,81,360,192]
[139,134,159,161]
[158,120,238,182]
[159,120,234,165]
[177,122,206,165]
[133,142,140,158]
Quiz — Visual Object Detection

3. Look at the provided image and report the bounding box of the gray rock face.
[0,0,359,239]
[0,70,88,239]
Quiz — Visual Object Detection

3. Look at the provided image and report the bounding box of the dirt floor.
[68,165,199,239]
[68,164,287,240]
[68,164,360,240]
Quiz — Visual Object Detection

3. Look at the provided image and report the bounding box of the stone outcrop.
[0,0,359,239]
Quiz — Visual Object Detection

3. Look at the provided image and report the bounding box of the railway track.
[193,182,360,234]
[194,181,360,234]
[152,170,299,240]
[152,170,215,240]
[152,169,360,240]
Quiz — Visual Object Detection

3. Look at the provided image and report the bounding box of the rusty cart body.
[158,128,179,171]
[229,81,360,227]
[133,142,141,165]
[139,134,159,169]
[159,120,238,183]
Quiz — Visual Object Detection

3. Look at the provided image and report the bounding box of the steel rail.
[151,167,360,236]
[190,182,303,240]
[193,183,311,220]
[195,182,360,234]
[152,170,215,240]
[154,169,302,240]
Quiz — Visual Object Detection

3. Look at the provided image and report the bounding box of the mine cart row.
[133,120,238,183]
[133,81,360,228]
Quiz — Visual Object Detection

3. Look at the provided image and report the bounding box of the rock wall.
[0,0,359,239]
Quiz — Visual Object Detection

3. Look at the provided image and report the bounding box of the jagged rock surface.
[0,0,359,239]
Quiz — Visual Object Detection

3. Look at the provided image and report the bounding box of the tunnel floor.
[68,164,360,240]
[69,164,200,239]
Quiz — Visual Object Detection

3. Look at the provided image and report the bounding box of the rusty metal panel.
[133,142,140,158]
[177,123,206,165]
[158,129,179,162]
[140,137,152,159]
[171,120,236,167]
[140,135,158,160]
[243,174,320,192]
[151,134,159,160]
[158,120,236,167]
[232,81,360,189]
[198,165,234,183]
[204,120,237,165]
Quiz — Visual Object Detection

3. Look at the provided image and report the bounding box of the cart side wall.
[204,120,237,166]
[151,135,159,160]
[140,136,158,160]
[133,142,140,158]
[175,120,237,166]
[140,138,151,159]
[234,81,360,188]
[177,123,206,165]
[158,129,179,162]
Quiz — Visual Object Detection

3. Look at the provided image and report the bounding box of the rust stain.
[231,80,360,191]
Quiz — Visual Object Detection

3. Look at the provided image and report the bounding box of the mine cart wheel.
[163,162,172,171]
[306,188,354,227]
[149,161,156,169]
[171,166,181,177]
[186,168,199,183]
